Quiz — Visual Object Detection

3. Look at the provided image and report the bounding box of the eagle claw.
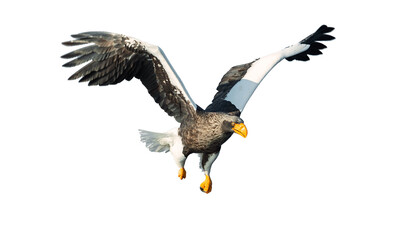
[178,168,186,180]
[200,175,212,193]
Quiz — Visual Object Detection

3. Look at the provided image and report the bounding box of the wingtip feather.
[285,25,335,62]
[62,40,90,46]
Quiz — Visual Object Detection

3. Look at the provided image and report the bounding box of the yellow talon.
[178,168,186,180]
[200,175,212,193]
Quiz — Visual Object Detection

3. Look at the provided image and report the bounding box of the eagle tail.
[138,129,171,153]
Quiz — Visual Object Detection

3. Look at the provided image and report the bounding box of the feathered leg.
[176,158,187,180]
[199,151,220,193]
[168,129,188,180]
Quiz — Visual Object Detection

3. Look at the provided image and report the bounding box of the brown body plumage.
[179,112,238,156]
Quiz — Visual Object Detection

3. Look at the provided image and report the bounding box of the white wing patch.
[224,43,310,111]
[224,79,258,112]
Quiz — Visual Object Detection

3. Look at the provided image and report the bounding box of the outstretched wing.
[62,32,197,123]
[206,25,335,114]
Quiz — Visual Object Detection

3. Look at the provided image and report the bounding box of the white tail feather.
[138,129,171,153]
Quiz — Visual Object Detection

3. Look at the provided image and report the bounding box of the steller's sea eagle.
[62,25,335,193]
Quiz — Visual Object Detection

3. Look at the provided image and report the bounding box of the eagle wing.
[62,32,197,123]
[206,25,335,115]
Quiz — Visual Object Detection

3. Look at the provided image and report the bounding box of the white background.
[1,0,392,239]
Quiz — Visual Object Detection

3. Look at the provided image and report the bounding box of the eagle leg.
[178,167,186,180]
[200,175,212,193]
[198,152,219,194]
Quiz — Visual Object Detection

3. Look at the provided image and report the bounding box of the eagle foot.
[200,175,212,194]
[178,168,186,180]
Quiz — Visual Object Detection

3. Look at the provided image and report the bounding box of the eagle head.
[222,115,248,138]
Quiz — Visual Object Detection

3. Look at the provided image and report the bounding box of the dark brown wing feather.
[62,32,196,122]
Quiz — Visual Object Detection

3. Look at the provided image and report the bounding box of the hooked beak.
[232,123,248,138]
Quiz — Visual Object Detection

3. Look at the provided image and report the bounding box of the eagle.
[62,25,334,193]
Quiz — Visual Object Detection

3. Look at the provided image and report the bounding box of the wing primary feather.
[62,39,91,46]
[68,55,119,80]
[62,52,95,67]
[61,45,94,59]
[285,25,335,62]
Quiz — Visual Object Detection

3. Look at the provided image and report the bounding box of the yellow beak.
[232,123,248,138]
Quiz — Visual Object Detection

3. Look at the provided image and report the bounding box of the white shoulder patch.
[224,79,258,111]
[224,51,284,111]
[224,43,310,112]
